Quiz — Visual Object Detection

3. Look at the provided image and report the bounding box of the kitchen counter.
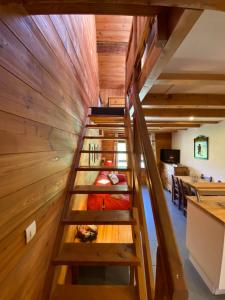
[186,196,225,295]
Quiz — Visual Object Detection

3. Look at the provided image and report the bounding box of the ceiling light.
[189,116,194,121]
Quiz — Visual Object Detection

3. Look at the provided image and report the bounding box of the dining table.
[176,176,225,191]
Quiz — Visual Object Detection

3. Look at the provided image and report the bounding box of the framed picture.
[194,136,209,160]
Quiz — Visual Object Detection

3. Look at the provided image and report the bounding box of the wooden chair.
[180,179,195,216]
[171,175,182,209]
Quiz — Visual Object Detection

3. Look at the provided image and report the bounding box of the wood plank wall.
[0,5,99,300]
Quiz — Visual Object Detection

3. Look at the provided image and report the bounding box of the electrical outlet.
[25,221,36,244]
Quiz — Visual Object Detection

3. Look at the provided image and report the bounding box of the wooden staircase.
[44,107,144,300]
[44,105,187,300]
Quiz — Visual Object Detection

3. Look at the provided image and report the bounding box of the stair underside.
[80,150,129,154]
[89,115,125,123]
[76,166,130,171]
[90,107,125,116]
[71,185,132,194]
[62,210,135,225]
[52,285,138,300]
[53,243,139,266]
[86,124,126,128]
[84,136,127,140]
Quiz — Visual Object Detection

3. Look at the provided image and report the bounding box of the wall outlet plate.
[25,221,36,244]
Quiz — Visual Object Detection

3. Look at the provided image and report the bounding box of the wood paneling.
[100,88,125,106]
[0,5,98,300]
[96,16,132,104]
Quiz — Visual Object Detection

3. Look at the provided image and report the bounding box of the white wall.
[172,120,225,182]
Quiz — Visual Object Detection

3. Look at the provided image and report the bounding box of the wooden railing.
[125,16,188,300]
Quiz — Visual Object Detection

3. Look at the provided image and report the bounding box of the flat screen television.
[160,149,180,164]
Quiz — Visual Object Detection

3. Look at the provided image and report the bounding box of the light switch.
[25,221,36,244]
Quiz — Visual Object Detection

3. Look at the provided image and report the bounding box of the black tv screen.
[160,149,180,164]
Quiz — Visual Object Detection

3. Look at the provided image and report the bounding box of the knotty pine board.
[0,4,99,300]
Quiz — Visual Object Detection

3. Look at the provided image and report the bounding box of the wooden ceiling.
[96,15,132,93]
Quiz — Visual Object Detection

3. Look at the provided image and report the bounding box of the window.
[141,154,145,168]
[117,141,127,167]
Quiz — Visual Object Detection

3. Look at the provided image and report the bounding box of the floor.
[142,187,225,300]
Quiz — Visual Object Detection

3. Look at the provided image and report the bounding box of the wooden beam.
[144,108,225,118]
[2,1,225,14]
[156,73,225,86]
[146,0,225,11]
[148,129,180,133]
[139,9,202,100]
[146,122,201,127]
[145,120,218,124]
[143,94,225,107]
[10,1,163,16]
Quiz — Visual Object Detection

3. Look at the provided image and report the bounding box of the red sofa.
[87,170,130,210]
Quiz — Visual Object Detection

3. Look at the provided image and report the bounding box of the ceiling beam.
[156,73,225,85]
[2,1,225,14]
[7,1,163,15]
[139,9,202,100]
[144,108,225,118]
[146,1,225,11]
[148,129,180,133]
[143,94,225,107]
[145,120,218,124]
[146,122,201,127]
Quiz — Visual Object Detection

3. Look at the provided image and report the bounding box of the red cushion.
[104,160,113,166]
[104,194,130,210]
[116,173,127,182]
[87,194,104,210]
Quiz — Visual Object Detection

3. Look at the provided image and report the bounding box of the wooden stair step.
[89,115,125,123]
[62,210,135,225]
[52,285,138,300]
[86,124,126,128]
[53,243,139,266]
[80,150,129,154]
[71,185,132,194]
[83,136,128,140]
[76,166,130,171]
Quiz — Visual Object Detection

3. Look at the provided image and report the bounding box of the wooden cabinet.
[160,162,190,192]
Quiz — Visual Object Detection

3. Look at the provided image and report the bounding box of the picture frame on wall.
[194,136,209,160]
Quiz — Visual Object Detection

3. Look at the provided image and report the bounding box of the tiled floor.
[142,187,225,300]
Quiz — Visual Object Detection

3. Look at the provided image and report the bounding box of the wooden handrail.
[128,78,188,299]
[125,14,188,300]
[124,105,155,300]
